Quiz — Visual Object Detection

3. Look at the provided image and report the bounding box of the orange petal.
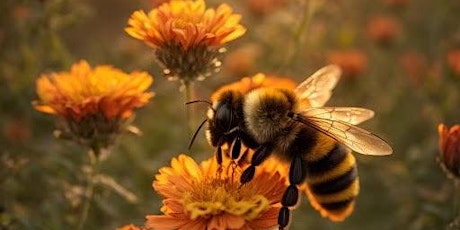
[247,207,280,229]
[145,215,191,230]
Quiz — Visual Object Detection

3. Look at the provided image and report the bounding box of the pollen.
[183,178,270,220]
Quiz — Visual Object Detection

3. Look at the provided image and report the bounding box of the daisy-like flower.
[210,73,297,102]
[327,49,368,78]
[146,154,287,230]
[366,15,401,46]
[126,0,246,83]
[34,60,154,153]
[447,49,460,76]
[438,124,460,179]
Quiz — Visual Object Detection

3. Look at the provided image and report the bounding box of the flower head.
[438,124,460,179]
[367,16,401,46]
[147,154,287,230]
[327,50,368,78]
[447,49,460,76]
[248,0,286,16]
[126,0,246,82]
[399,51,428,87]
[34,60,154,151]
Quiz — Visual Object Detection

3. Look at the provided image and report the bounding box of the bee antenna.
[185,99,212,107]
[188,118,208,150]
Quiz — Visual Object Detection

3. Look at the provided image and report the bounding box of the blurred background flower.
[447,49,460,76]
[438,124,460,179]
[366,15,401,46]
[327,49,368,79]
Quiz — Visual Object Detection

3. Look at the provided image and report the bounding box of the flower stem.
[451,179,460,229]
[77,148,99,230]
[279,0,321,71]
[182,79,194,135]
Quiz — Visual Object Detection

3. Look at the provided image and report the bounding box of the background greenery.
[1,0,460,229]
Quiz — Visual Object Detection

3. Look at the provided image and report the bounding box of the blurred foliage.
[1,0,460,229]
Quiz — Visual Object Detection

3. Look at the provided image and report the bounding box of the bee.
[237,65,393,229]
[188,74,295,167]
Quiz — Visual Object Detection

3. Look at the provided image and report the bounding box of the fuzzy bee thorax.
[243,88,298,143]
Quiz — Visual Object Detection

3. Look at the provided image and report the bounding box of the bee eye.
[216,103,233,128]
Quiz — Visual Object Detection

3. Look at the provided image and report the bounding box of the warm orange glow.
[34,60,154,122]
[126,0,246,51]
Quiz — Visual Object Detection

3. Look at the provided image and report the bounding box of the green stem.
[182,79,194,135]
[453,179,460,227]
[77,149,99,230]
[279,0,320,72]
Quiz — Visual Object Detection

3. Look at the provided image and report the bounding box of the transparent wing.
[302,107,375,125]
[294,65,342,107]
[293,110,393,156]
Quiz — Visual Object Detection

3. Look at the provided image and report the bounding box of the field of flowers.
[1,0,460,229]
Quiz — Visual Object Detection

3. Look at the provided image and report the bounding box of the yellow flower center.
[182,177,270,220]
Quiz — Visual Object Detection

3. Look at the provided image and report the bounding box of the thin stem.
[453,179,460,227]
[77,148,99,230]
[278,0,321,72]
[182,79,194,135]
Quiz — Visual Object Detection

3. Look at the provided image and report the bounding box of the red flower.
[438,124,460,179]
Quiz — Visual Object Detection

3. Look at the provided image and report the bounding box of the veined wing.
[302,107,375,125]
[291,111,393,156]
[294,65,342,107]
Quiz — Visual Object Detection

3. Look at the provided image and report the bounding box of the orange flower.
[447,49,460,76]
[399,51,428,86]
[146,154,287,230]
[327,50,368,78]
[126,0,246,82]
[211,73,297,102]
[367,16,401,46]
[126,0,245,50]
[34,60,154,150]
[438,124,460,179]
[35,60,153,121]
[248,0,286,16]
[223,44,261,77]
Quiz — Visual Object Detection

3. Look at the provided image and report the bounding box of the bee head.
[205,90,244,147]
[244,88,297,143]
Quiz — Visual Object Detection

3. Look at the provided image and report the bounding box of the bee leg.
[237,147,250,168]
[216,145,223,178]
[231,136,242,160]
[240,144,274,185]
[216,138,225,178]
[278,156,306,230]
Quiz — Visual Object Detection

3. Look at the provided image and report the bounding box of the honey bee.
[237,65,393,229]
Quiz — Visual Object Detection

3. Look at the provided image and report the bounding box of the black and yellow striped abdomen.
[304,132,359,222]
